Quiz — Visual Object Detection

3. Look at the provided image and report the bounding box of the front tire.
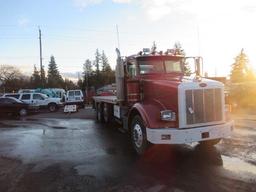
[131,115,149,155]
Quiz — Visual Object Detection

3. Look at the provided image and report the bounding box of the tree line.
[0,49,115,93]
[78,49,115,92]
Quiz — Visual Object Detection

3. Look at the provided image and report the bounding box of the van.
[66,90,84,108]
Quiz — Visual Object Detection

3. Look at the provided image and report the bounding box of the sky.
[0,0,256,80]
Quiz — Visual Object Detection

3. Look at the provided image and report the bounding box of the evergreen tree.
[247,69,255,81]
[31,65,41,88]
[41,65,47,87]
[77,78,83,90]
[183,62,192,76]
[94,49,101,74]
[83,59,93,90]
[173,42,191,76]
[101,51,111,72]
[93,49,102,88]
[63,78,77,90]
[230,49,252,83]
[84,59,92,75]
[47,55,63,88]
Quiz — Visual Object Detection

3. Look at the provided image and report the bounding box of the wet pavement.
[0,110,255,192]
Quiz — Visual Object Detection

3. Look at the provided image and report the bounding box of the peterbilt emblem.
[188,107,194,114]
[199,83,207,87]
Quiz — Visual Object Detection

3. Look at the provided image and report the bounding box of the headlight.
[160,110,176,121]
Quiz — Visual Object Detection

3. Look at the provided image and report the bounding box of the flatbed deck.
[93,96,118,104]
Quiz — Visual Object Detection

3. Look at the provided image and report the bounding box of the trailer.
[93,47,233,155]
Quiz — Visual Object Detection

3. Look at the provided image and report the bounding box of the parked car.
[0,97,29,116]
[3,93,63,112]
[66,90,84,108]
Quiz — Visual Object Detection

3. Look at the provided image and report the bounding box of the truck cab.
[93,48,233,155]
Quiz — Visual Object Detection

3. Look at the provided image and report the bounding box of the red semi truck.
[93,48,233,154]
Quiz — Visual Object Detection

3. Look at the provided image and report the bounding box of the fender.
[128,103,151,127]
[128,100,177,129]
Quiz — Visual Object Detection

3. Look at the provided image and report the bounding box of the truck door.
[21,94,32,105]
[32,93,45,107]
[126,60,140,104]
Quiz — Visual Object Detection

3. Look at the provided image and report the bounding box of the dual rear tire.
[96,103,113,123]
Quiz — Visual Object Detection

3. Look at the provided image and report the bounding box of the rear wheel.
[199,139,221,146]
[48,103,57,112]
[131,115,149,155]
[96,103,104,123]
[19,108,27,116]
[103,103,113,123]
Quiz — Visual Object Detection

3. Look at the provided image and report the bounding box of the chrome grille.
[185,88,222,125]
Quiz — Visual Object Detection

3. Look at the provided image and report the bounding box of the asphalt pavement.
[0,108,255,192]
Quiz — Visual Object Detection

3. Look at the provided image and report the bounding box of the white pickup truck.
[3,93,63,112]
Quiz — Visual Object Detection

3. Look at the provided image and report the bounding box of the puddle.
[222,155,256,175]
[51,126,67,129]
[0,123,18,128]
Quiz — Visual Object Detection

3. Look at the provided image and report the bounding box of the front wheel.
[131,115,149,155]
[199,138,221,146]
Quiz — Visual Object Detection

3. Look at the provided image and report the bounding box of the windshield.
[139,59,182,74]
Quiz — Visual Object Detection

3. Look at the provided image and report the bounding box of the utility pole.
[39,27,43,86]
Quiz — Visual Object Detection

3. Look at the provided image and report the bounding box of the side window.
[21,94,31,100]
[33,94,44,100]
[68,91,74,97]
[5,94,20,99]
[75,91,81,96]
[127,61,136,78]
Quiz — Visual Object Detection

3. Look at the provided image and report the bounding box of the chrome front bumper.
[146,121,234,144]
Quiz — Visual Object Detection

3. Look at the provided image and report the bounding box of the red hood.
[141,74,183,108]
[141,73,184,89]
[139,74,181,128]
